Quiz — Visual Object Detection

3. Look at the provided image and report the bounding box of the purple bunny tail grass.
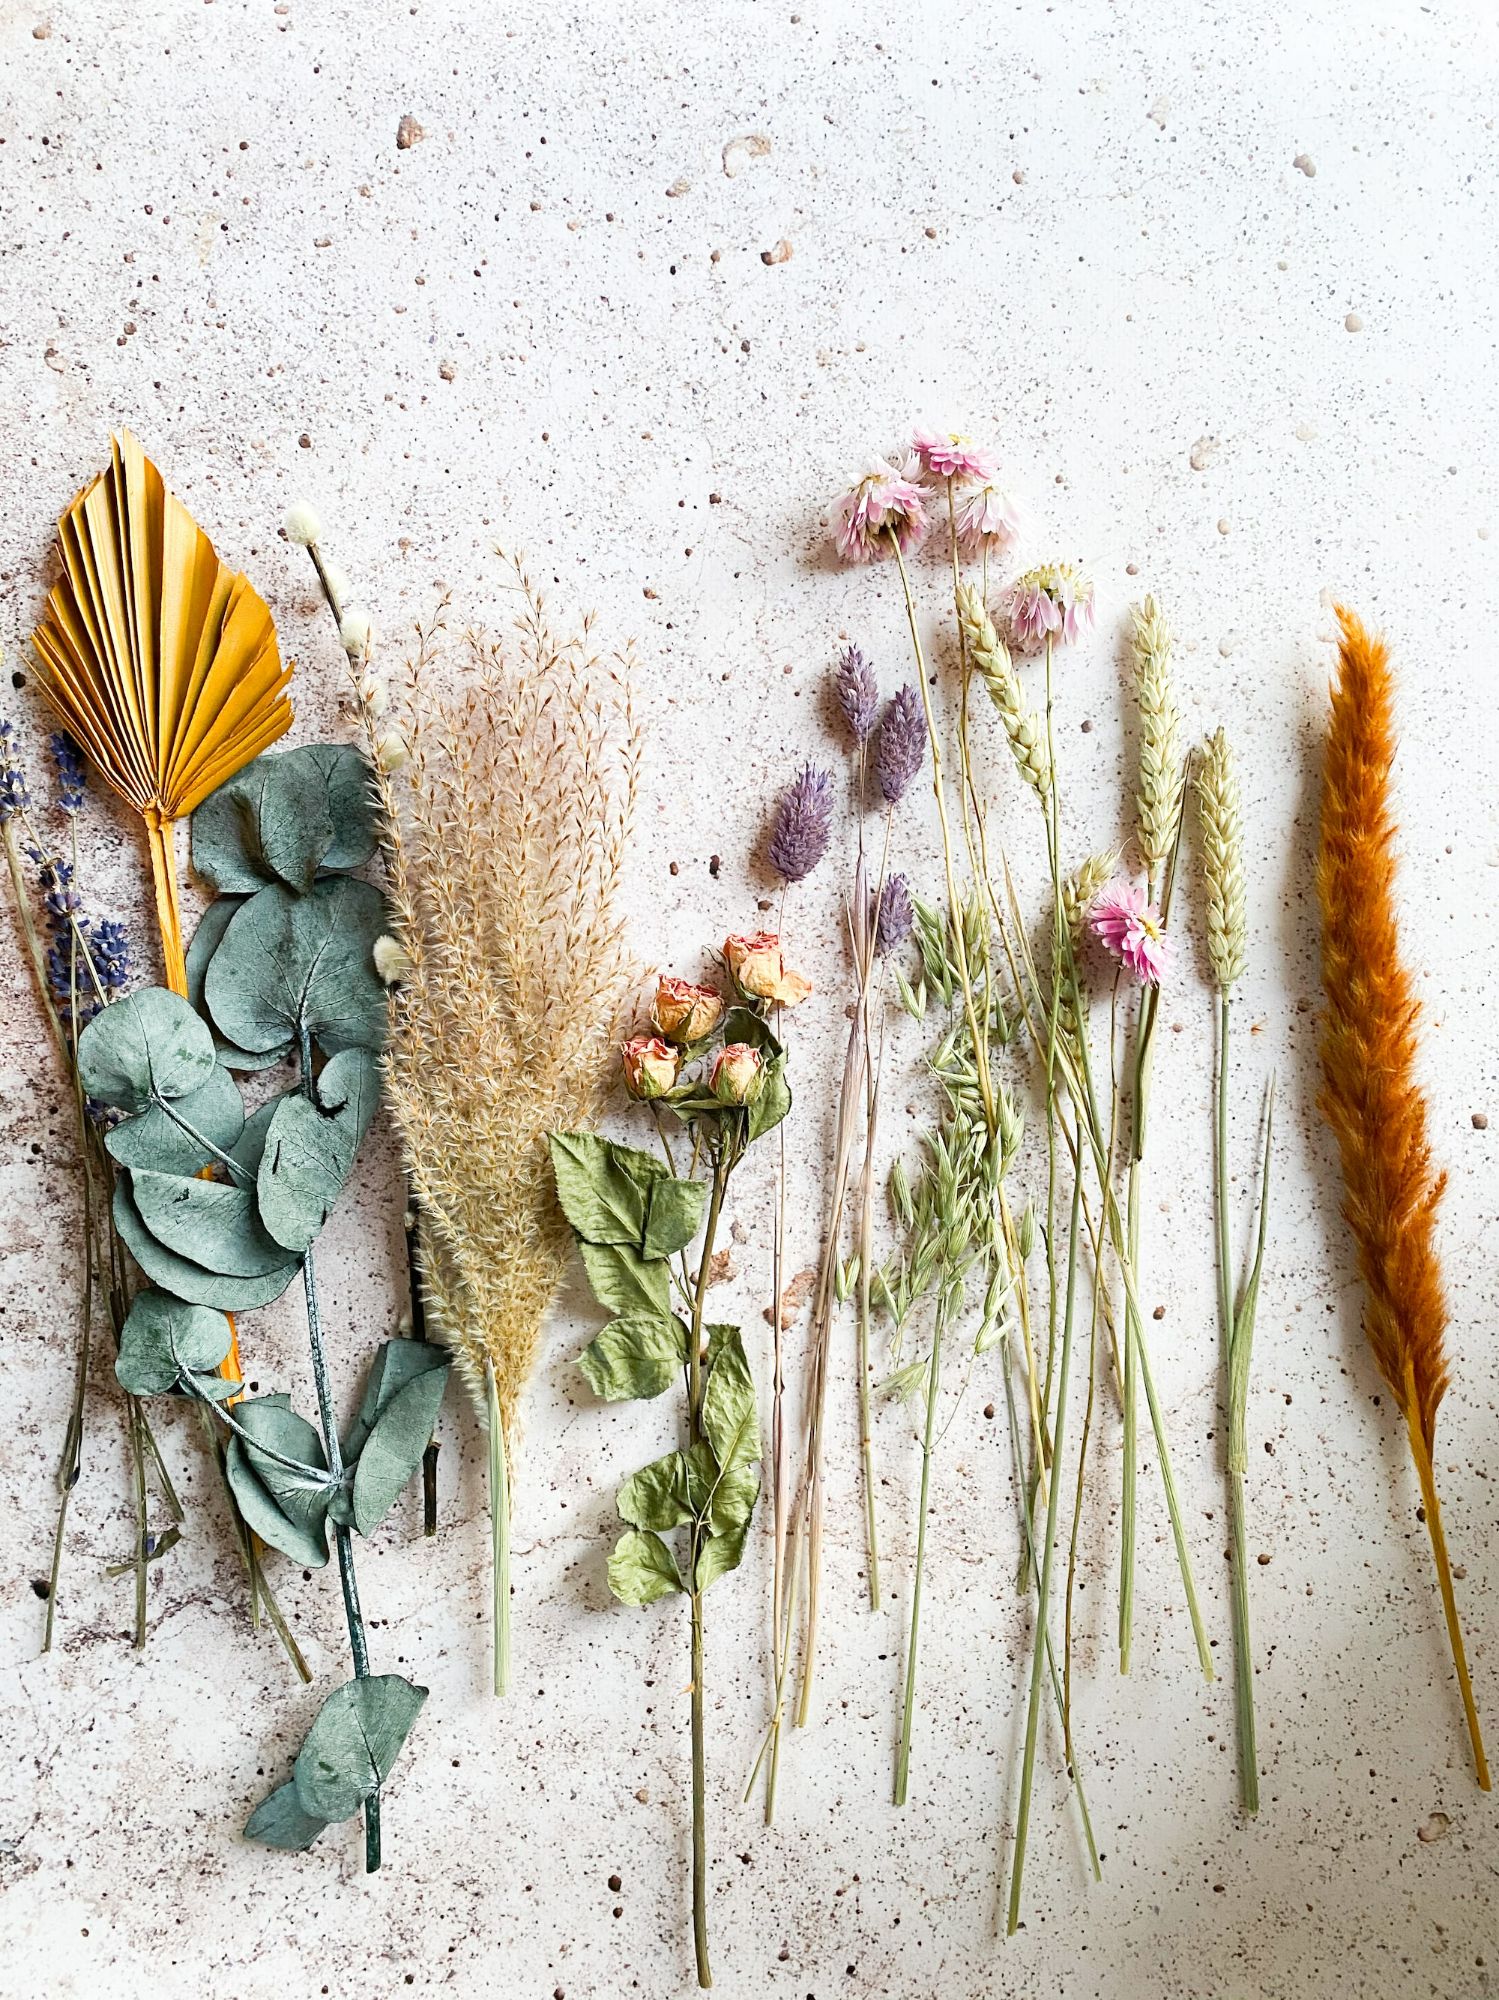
[834,644,880,745]
[768,762,835,883]
[873,872,914,955]
[873,686,927,806]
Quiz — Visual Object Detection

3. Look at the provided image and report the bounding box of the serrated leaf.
[348,1349,449,1535]
[706,1453,760,1540]
[548,1130,665,1248]
[191,748,335,895]
[695,1515,753,1592]
[616,1450,694,1531]
[130,1168,298,1277]
[112,1178,302,1311]
[578,1239,671,1318]
[115,1288,235,1395]
[746,1053,791,1142]
[719,1006,783,1059]
[244,1779,328,1852]
[76,987,218,1112]
[256,1049,380,1252]
[290,1674,428,1823]
[105,1065,246,1176]
[203,876,389,1058]
[185,898,290,1072]
[606,1528,683,1605]
[642,1175,707,1259]
[577,1312,687,1401]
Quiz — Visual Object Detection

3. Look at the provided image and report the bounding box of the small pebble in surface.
[1345,312,1364,333]
[1294,152,1316,177]
[1472,1112,1488,1129]
[1218,633,1239,657]
[396,114,425,149]
[761,239,793,265]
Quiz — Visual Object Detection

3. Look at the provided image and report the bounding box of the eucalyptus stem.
[296,1026,381,1871]
[486,1362,512,1698]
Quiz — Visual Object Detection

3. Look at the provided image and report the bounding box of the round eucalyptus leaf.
[191,748,335,896]
[186,899,288,1072]
[105,1065,246,1176]
[291,1675,428,1822]
[116,1288,235,1395]
[203,877,389,1058]
[228,1093,291,1177]
[130,1169,297,1277]
[112,1179,301,1311]
[256,1049,380,1253]
[294,742,377,872]
[76,989,218,1112]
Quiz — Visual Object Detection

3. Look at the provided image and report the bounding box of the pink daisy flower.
[911,428,998,484]
[1008,561,1096,651]
[832,460,929,564]
[954,482,1024,556]
[1088,880,1172,986]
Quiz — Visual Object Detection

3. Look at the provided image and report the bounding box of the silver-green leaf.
[256,1048,380,1253]
[77,987,218,1112]
[291,1674,428,1823]
[203,876,389,1057]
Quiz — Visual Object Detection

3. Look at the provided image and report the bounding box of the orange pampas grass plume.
[1317,604,1489,1789]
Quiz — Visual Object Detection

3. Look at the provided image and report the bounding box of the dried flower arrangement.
[554,935,795,1987]
[1317,606,1488,1790]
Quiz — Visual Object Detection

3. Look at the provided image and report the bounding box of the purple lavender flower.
[834,644,879,745]
[50,732,87,814]
[92,918,132,994]
[873,687,928,806]
[0,720,30,821]
[768,762,835,884]
[873,872,914,955]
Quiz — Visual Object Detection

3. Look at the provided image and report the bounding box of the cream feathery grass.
[1195,726,1247,990]
[1131,596,1184,893]
[355,556,640,1693]
[955,583,1052,800]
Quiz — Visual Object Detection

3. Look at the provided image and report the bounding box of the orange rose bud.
[709,1042,765,1106]
[722,930,812,1009]
[651,975,724,1044]
[621,1034,680,1100]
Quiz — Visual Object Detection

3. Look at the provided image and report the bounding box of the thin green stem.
[894,1294,946,1806]
[486,1362,512,1698]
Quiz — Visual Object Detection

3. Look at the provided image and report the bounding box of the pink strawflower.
[832,460,928,564]
[954,482,1023,556]
[1088,881,1172,986]
[1007,561,1096,651]
[911,428,998,484]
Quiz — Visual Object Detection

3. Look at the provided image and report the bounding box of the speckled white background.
[1,2,1497,1995]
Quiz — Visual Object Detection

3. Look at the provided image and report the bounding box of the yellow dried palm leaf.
[31,431,293,990]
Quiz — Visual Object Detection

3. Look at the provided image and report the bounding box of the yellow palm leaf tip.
[30,431,293,992]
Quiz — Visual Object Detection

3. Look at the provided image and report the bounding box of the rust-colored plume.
[1317,604,1488,1788]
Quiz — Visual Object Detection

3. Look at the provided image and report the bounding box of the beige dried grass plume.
[364,560,640,1447]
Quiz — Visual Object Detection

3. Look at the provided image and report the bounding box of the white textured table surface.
[1,3,1497,1996]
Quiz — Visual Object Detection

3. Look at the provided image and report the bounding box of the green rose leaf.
[616,1450,694,1532]
[705,1452,760,1540]
[203,876,388,1058]
[130,1168,298,1277]
[105,1065,246,1177]
[115,1288,235,1396]
[224,1394,334,1566]
[191,748,335,895]
[701,1324,760,1475]
[186,898,289,1072]
[112,1179,302,1311]
[76,987,218,1112]
[695,1514,753,1593]
[642,1176,707,1259]
[548,1130,666,1248]
[720,1005,783,1059]
[578,1239,671,1318]
[291,1674,428,1823]
[256,1048,381,1253]
[746,1053,792,1142]
[346,1341,450,1535]
[577,1312,688,1401]
[244,1779,328,1853]
[606,1527,683,1606]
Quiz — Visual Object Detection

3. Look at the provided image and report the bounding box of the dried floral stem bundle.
[358,563,640,1696]
[1317,605,1489,1789]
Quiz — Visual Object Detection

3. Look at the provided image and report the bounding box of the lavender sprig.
[874,687,927,806]
[50,732,87,814]
[873,872,914,956]
[834,644,880,746]
[768,763,834,884]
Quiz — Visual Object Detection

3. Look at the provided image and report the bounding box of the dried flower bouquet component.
[1317,606,1488,1789]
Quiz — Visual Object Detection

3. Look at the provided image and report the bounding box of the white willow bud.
[282,499,323,546]
[340,606,375,657]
